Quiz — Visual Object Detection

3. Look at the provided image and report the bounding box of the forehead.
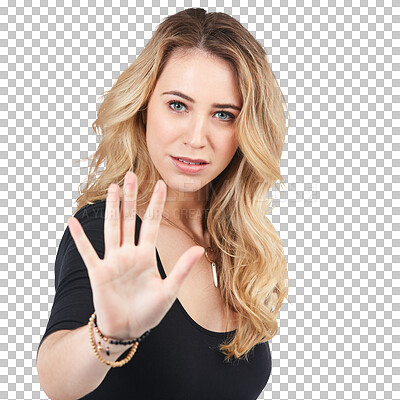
[154,50,241,104]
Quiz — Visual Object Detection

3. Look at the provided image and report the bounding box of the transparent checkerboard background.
[1,0,398,399]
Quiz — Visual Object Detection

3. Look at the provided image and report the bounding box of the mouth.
[171,156,209,165]
[170,156,209,174]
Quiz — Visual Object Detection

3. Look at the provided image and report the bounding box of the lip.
[170,156,209,175]
[172,156,209,164]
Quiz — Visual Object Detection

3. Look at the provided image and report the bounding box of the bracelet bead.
[88,311,151,367]
[93,314,147,345]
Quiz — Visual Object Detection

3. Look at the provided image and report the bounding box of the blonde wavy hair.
[75,7,291,363]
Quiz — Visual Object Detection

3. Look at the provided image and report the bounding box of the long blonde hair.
[75,7,290,362]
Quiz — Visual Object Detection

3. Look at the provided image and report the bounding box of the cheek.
[147,116,176,145]
[145,127,159,160]
[218,136,239,159]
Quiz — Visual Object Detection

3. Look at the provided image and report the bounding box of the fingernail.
[155,181,160,191]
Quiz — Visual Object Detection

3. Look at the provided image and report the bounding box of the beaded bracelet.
[93,313,152,346]
[88,311,151,368]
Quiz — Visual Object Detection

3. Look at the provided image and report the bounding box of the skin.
[140,48,242,241]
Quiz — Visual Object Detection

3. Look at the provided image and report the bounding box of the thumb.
[163,246,205,297]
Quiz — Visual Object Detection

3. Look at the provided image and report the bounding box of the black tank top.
[38,200,272,399]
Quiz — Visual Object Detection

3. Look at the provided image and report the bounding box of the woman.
[36,8,290,400]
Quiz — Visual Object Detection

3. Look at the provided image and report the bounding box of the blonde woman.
[37,8,290,400]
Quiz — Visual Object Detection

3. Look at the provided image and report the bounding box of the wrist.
[93,313,139,346]
[92,325,134,355]
[88,311,148,368]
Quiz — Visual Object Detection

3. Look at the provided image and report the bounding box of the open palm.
[67,172,204,340]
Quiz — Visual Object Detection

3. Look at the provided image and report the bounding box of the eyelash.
[168,100,235,122]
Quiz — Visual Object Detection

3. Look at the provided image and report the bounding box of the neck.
[161,184,208,238]
[137,180,212,240]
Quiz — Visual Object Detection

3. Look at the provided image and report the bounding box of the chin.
[166,175,210,191]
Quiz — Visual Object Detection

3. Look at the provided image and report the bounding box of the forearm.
[37,324,134,400]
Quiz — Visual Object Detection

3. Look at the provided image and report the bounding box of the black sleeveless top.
[38,200,272,399]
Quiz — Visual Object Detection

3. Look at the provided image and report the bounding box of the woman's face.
[144,49,242,197]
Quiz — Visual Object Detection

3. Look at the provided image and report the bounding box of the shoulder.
[66,200,143,246]
[57,200,108,258]
[72,199,107,223]
[72,200,143,228]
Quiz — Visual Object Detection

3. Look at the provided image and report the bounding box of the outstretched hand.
[67,172,205,339]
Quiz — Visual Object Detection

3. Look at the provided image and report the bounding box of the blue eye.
[169,101,186,112]
[168,100,235,121]
[215,111,234,121]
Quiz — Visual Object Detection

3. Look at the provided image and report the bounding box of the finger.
[163,246,205,298]
[104,184,121,255]
[67,217,100,271]
[122,172,137,246]
[138,180,165,247]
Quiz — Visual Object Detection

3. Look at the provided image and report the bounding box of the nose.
[183,113,208,148]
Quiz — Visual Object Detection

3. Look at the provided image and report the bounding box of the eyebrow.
[162,90,241,112]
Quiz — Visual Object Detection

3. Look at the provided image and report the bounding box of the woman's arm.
[36,325,134,400]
